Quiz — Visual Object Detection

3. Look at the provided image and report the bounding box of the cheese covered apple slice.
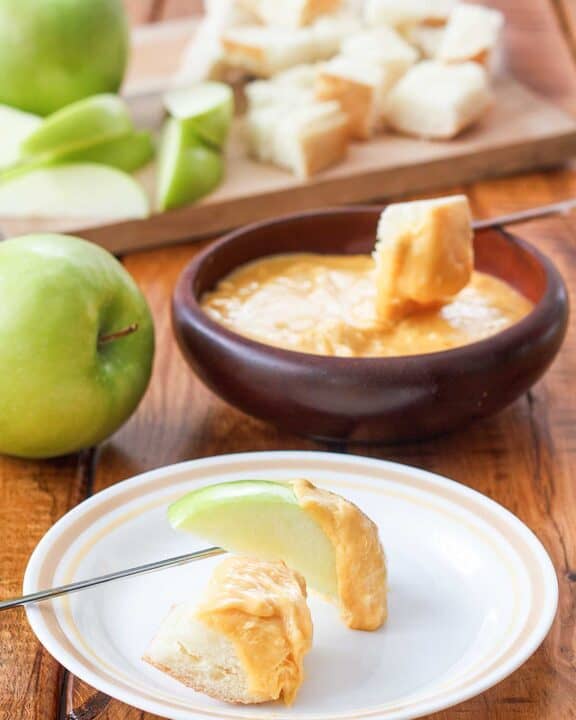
[168,479,387,631]
[373,195,473,324]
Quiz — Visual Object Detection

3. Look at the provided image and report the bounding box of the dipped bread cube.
[364,0,456,28]
[246,100,349,178]
[238,0,343,29]
[437,4,504,68]
[385,60,492,139]
[373,195,473,323]
[144,556,312,705]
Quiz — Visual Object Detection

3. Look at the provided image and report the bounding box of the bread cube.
[373,195,473,322]
[365,0,456,28]
[316,57,390,139]
[341,26,418,83]
[222,14,357,77]
[438,4,504,67]
[238,0,343,29]
[385,60,492,139]
[247,100,349,178]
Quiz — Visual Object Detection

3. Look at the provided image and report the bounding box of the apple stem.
[98,323,139,346]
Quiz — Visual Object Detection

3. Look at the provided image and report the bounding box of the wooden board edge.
[4,128,572,255]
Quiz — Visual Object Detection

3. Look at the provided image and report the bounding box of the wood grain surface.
[1,2,575,720]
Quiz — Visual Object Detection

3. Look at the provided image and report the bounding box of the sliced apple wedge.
[21,94,132,160]
[0,105,41,169]
[156,118,224,211]
[57,130,155,172]
[169,478,388,631]
[0,164,149,219]
[168,480,338,597]
[164,82,234,149]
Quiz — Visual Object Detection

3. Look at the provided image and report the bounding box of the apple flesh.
[0,105,41,169]
[157,118,224,211]
[0,234,154,459]
[0,0,129,116]
[168,480,338,597]
[163,82,234,149]
[0,164,149,220]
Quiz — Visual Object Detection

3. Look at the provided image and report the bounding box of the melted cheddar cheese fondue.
[201,196,532,358]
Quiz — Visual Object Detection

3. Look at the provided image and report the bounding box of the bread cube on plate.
[404,24,445,58]
[437,4,504,68]
[143,557,312,705]
[385,60,492,139]
[238,0,343,29]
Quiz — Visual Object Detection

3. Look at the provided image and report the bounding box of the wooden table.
[1,2,576,719]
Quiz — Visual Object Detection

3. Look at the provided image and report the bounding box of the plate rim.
[24,450,558,720]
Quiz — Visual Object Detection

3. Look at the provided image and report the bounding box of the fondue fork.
[0,546,225,611]
[472,197,576,230]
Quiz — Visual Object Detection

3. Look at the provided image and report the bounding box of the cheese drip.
[197,556,312,704]
[292,479,387,631]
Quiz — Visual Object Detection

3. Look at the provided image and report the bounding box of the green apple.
[0,164,149,220]
[0,105,41,169]
[56,131,156,173]
[21,94,133,161]
[0,0,128,116]
[164,82,234,149]
[157,118,224,212]
[168,480,337,596]
[0,234,154,459]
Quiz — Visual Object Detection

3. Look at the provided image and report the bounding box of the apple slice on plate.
[156,118,224,212]
[0,105,41,169]
[21,94,132,160]
[164,82,234,149]
[0,164,149,219]
[57,130,155,172]
[169,480,338,596]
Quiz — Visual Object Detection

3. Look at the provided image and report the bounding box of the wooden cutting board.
[1,1,576,254]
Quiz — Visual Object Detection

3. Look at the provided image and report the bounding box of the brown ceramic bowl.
[172,207,568,443]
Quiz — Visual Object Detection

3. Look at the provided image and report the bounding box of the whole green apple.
[0,0,129,116]
[0,234,155,458]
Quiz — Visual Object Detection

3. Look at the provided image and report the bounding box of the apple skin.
[168,479,338,596]
[0,0,129,116]
[0,234,155,459]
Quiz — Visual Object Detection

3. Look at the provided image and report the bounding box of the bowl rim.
[173,206,569,368]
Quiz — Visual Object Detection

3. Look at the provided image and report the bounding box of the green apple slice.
[0,105,42,169]
[57,130,155,172]
[21,94,132,160]
[157,118,224,212]
[168,480,338,597]
[0,164,149,219]
[164,82,234,149]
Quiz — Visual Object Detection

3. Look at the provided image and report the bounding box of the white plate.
[24,451,557,720]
